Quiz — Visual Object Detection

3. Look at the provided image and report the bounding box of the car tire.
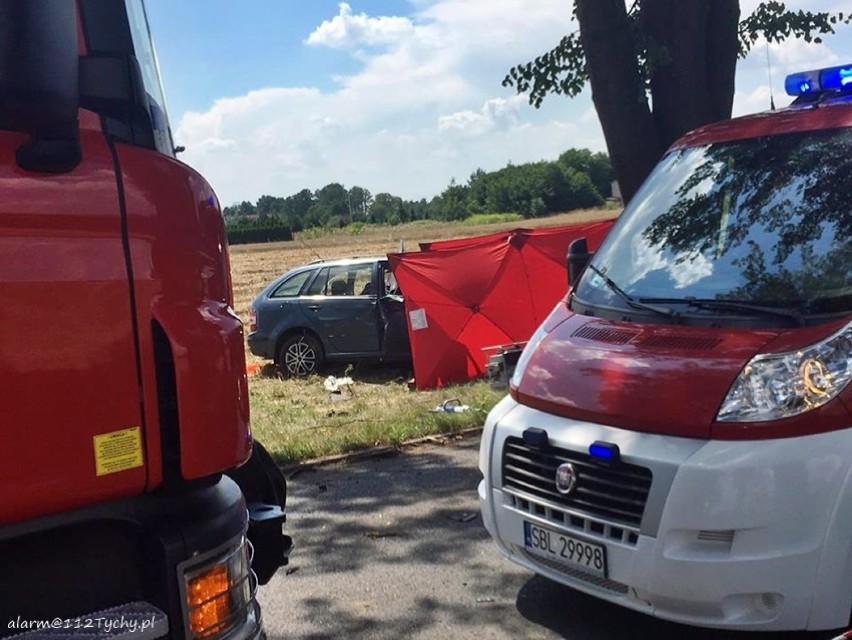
[278,334,323,377]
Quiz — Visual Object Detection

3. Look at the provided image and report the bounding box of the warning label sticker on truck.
[93,427,144,476]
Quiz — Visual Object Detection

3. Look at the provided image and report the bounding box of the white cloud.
[306,2,414,49]
[175,0,589,205]
[174,0,851,207]
[732,84,773,117]
[438,95,526,135]
[580,106,599,125]
[770,37,841,70]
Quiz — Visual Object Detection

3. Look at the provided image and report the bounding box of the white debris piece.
[324,376,355,393]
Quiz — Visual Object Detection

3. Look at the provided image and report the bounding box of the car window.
[270,269,314,298]
[301,263,375,296]
[306,267,330,295]
[326,264,374,296]
[352,264,374,296]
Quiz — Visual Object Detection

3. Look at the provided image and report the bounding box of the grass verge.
[232,209,618,464]
[249,365,505,465]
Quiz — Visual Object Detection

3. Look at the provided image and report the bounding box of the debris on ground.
[324,375,354,392]
[324,375,355,401]
[448,512,478,523]
[430,398,470,413]
[364,530,407,539]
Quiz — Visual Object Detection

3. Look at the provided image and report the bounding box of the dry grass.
[230,208,618,463]
[248,365,506,463]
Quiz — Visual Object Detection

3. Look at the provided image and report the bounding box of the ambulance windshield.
[576,127,852,319]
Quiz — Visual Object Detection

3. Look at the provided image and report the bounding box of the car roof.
[296,256,385,269]
[274,256,385,281]
[669,95,852,152]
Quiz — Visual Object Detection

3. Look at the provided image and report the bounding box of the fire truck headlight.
[183,537,255,638]
[717,321,852,422]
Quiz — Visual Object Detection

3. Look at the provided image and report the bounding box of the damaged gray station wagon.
[248,257,411,376]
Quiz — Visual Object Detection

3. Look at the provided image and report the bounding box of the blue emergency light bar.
[821,65,852,90]
[785,63,852,97]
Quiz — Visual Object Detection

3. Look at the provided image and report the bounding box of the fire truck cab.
[479,63,852,632]
[0,1,289,638]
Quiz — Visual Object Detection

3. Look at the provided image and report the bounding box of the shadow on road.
[262,437,538,639]
[284,440,497,574]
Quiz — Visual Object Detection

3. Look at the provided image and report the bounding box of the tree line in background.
[222,148,614,241]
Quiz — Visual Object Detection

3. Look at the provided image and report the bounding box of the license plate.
[523,521,608,578]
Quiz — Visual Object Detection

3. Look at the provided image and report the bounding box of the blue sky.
[144,0,852,207]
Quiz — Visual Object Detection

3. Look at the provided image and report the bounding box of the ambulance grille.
[502,437,652,527]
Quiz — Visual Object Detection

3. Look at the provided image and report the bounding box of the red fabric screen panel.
[389,219,616,389]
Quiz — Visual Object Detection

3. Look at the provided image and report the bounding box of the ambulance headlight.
[510,322,549,388]
[717,322,852,422]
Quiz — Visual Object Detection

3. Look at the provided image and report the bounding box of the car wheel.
[278,335,323,377]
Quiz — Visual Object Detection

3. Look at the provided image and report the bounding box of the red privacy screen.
[388,220,615,389]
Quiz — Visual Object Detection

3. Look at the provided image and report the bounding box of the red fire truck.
[0,1,290,638]
[480,62,852,632]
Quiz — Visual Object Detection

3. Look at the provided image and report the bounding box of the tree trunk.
[706,0,740,122]
[575,0,663,203]
[642,0,740,149]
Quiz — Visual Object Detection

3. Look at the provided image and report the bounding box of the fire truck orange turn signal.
[187,563,232,637]
[183,539,253,638]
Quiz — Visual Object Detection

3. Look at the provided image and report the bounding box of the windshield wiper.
[586,265,679,320]
[639,296,806,327]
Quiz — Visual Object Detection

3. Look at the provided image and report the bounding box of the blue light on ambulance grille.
[589,441,620,464]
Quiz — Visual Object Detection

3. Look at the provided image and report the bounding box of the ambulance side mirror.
[567,237,593,288]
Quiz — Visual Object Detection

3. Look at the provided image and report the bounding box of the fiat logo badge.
[555,463,578,495]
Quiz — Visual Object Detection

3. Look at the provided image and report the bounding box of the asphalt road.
[258,434,842,640]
